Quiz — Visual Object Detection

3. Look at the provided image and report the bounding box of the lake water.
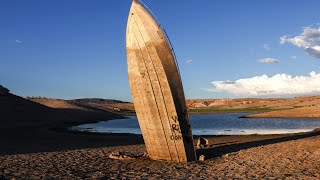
[70,113,320,135]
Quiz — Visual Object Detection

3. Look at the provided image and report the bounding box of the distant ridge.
[27,97,135,114]
[26,95,320,118]
[3,84,320,119]
[0,88,122,129]
[69,98,129,104]
[0,85,10,95]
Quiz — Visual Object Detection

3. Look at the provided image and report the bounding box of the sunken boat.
[126,0,196,162]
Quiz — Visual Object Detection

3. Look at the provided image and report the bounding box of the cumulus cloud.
[280,26,320,58]
[258,58,278,64]
[15,39,23,44]
[185,59,193,64]
[262,43,271,51]
[208,71,320,96]
[280,36,287,45]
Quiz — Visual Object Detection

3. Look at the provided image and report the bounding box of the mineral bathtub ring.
[126,0,196,162]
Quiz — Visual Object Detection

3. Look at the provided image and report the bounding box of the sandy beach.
[2,0,320,178]
[0,130,319,179]
[1,92,320,179]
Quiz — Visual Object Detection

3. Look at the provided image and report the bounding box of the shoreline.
[67,123,320,137]
[65,128,320,141]
[1,93,320,178]
[64,112,320,138]
[1,112,320,178]
[1,128,319,179]
[62,115,320,149]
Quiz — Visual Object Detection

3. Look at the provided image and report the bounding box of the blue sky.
[1,0,320,101]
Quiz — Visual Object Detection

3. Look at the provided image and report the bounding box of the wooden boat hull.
[126,0,196,162]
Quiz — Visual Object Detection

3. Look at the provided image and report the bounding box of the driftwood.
[108,151,149,161]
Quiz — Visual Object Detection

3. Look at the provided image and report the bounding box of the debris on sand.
[196,137,209,148]
[109,151,134,160]
[109,151,149,160]
[198,155,205,161]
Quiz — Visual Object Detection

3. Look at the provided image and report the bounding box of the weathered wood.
[126,0,196,162]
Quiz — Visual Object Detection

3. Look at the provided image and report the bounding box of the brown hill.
[246,106,320,118]
[186,96,320,109]
[1,93,122,129]
[28,98,83,109]
[28,97,135,114]
[0,93,59,128]
[28,95,320,118]
[69,98,129,104]
[186,96,320,117]
[0,85,9,95]
[0,90,141,155]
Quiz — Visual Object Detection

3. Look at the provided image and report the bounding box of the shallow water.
[70,113,320,135]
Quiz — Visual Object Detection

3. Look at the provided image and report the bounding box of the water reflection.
[70,113,320,135]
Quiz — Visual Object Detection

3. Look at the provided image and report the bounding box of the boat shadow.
[196,129,320,160]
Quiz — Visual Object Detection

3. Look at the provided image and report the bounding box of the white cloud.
[15,39,23,44]
[258,58,278,64]
[185,59,193,64]
[262,43,271,51]
[280,26,320,58]
[280,36,287,44]
[208,71,320,96]
[291,56,297,59]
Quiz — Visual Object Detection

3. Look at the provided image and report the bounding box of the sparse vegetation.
[188,107,294,114]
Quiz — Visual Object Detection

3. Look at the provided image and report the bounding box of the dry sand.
[0,130,319,179]
[1,92,320,179]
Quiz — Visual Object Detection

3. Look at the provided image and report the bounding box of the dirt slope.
[0,94,121,129]
[27,95,320,118]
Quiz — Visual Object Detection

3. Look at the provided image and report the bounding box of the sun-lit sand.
[1,89,320,179]
[1,130,319,179]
